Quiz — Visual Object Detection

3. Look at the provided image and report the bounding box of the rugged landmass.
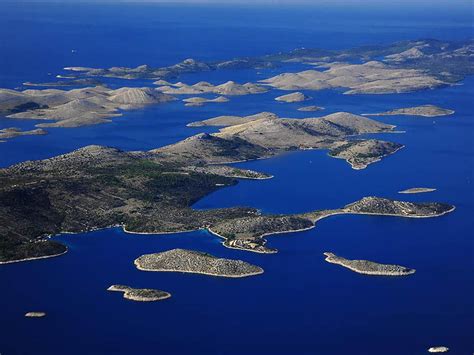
[399,187,436,194]
[0,86,175,128]
[0,127,47,143]
[323,252,416,276]
[328,139,404,170]
[428,346,450,353]
[297,105,324,112]
[23,78,102,87]
[363,105,455,117]
[210,197,454,253]
[156,80,268,96]
[158,111,401,169]
[0,108,454,262]
[59,39,473,86]
[183,96,229,107]
[134,249,264,277]
[261,61,447,94]
[275,92,310,103]
[107,285,171,302]
[186,112,278,127]
[25,312,46,318]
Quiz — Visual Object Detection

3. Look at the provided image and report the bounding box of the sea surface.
[0,3,473,355]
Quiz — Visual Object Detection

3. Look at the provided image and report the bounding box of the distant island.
[0,86,175,130]
[297,105,324,112]
[58,39,474,86]
[25,312,46,318]
[399,187,437,194]
[155,80,268,96]
[187,112,278,127]
[275,92,310,103]
[363,105,454,117]
[183,96,229,107]
[428,346,450,353]
[323,252,416,276]
[107,285,171,302]
[0,127,47,142]
[134,249,264,278]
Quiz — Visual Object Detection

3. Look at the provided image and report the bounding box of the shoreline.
[135,261,264,278]
[0,248,68,265]
[1,204,455,264]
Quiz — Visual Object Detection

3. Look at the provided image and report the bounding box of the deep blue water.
[0,3,473,355]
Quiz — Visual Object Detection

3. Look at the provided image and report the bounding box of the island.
[23,78,102,87]
[1,39,471,135]
[428,346,450,353]
[187,112,278,127]
[107,285,171,302]
[363,105,454,117]
[134,249,264,278]
[399,187,436,194]
[0,127,47,143]
[183,96,229,107]
[275,92,310,103]
[155,80,268,96]
[261,61,446,94]
[58,39,473,87]
[25,312,46,318]
[297,105,324,112]
[0,86,175,128]
[323,252,416,276]
[0,107,455,263]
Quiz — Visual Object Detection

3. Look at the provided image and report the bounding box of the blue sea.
[0,3,473,355]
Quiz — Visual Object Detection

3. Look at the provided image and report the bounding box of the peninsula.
[134,249,264,278]
[323,252,416,276]
[107,285,171,302]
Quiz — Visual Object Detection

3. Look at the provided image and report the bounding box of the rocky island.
[59,39,474,87]
[156,80,268,96]
[428,346,450,353]
[107,285,171,302]
[323,252,416,276]
[134,249,264,277]
[0,86,175,128]
[275,92,310,102]
[399,187,436,194]
[0,127,47,143]
[25,312,46,318]
[183,96,229,107]
[363,105,454,117]
[261,61,447,94]
[187,112,278,127]
[297,105,324,112]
